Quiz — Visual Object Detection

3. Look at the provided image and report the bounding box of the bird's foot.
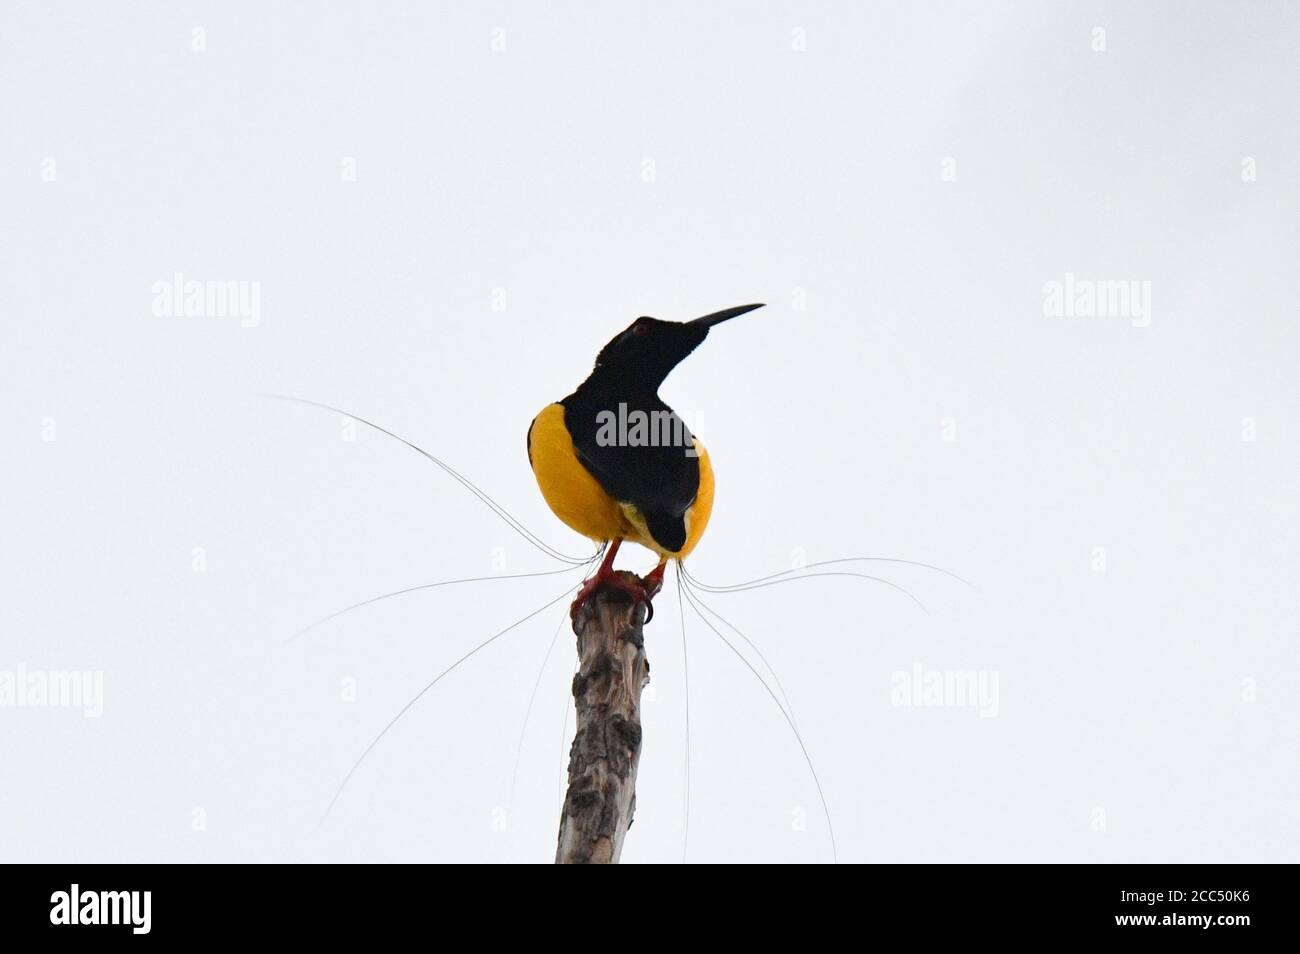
[644,561,667,599]
[570,568,654,624]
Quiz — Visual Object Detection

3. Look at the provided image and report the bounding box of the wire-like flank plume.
[259,393,596,566]
[319,581,583,827]
[679,573,838,864]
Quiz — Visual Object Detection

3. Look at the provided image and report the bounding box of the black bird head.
[588,303,764,391]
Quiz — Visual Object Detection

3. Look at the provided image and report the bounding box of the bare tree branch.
[556,572,650,864]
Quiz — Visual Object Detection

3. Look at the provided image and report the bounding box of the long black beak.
[689,303,765,328]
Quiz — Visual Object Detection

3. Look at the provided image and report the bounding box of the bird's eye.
[632,321,649,336]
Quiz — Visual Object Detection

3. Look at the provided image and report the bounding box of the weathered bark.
[555,571,650,864]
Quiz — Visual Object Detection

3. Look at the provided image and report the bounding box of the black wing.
[560,388,699,552]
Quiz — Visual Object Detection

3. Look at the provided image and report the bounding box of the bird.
[528,303,764,620]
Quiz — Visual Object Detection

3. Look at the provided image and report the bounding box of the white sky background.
[2,2,1297,863]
